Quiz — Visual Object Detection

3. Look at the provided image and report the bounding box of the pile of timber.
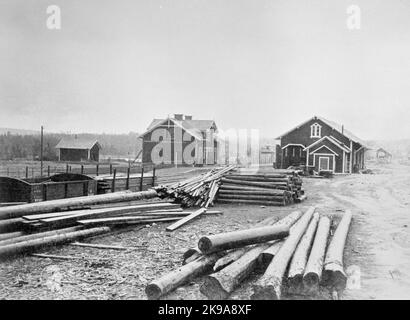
[145,207,353,300]
[216,171,305,206]
[0,190,224,259]
[154,165,236,208]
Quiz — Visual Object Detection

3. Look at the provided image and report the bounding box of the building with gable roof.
[275,116,369,173]
[139,114,218,165]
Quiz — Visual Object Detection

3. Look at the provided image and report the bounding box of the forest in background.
[0,130,142,161]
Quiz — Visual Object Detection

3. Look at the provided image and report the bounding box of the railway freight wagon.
[0,173,97,203]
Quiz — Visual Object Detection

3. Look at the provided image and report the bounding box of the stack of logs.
[145,207,353,300]
[0,190,223,259]
[155,165,236,208]
[216,171,305,206]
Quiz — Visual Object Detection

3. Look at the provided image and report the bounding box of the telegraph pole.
[40,125,44,177]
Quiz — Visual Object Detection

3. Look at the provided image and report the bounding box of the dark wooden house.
[276,116,368,174]
[139,114,218,165]
[55,137,101,162]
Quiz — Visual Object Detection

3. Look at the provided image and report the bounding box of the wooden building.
[55,137,101,162]
[276,116,368,174]
[376,148,392,163]
[139,114,218,165]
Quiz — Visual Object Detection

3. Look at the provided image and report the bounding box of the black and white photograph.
[0,0,409,305]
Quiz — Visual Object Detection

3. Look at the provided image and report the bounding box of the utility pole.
[40,125,44,177]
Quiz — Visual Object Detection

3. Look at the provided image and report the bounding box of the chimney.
[342,125,344,134]
[184,115,192,120]
[174,113,183,120]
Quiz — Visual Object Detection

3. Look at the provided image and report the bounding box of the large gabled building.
[139,114,218,165]
[275,116,368,174]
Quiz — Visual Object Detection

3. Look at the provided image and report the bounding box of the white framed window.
[310,123,322,138]
[292,148,295,157]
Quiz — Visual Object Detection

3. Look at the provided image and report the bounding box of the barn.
[276,116,369,174]
[139,114,218,165]
[55,136,101,162]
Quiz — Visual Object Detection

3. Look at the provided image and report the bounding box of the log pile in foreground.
[216,171,305,206]
[154,165,237,208]
[145,207,353,300]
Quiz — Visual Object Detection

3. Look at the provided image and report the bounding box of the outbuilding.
[55,136,101,162]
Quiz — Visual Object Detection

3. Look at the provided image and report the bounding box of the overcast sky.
[1,0,409,140]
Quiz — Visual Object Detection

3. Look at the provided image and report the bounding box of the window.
[292,148,295,157]
[310,123,322,138]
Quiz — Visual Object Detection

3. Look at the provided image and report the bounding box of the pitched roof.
[140,117,216,140]
[55,137,101,150]
[303,135,351,153]
[146,118,216,132]
[276,116,369,148]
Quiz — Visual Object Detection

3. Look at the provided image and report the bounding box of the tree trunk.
[287,212,320,293]
[0,226,82,247]
[251,207,316,300]
[221,178,289,189]
[198,225,289,254]
[322,210,352,291]
[217,199,285,206]
[0,190,158,220]
[201,244,271,299]
[0,227,110,258]
[302,216,331,294]
[145,253,223,300]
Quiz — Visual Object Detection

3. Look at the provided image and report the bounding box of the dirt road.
[306,162,410,299]
[1,162,409,299]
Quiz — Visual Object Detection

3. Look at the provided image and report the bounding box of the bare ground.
[1,162,409,300]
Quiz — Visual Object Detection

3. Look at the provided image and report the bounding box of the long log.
[225,176,291,183]
[221,178,289,189]
[0,189,159,220]
[219,185,287,193]
[251,207,316,300]
[322,210,352,291]
[287,212,320,293]
[219,190,288,196]
[35,203,180,228]
[145,253,223,300]
[217,194,286,202]
[0,226,82,247]
[78,217,182,226]
[0,231,24,241]
[0,226,110,258]
[22,202,179,221]
[302,216,331,293]
[212,211,301,272]
[201,243,271,299]
[217,199,285,206]
[198,225,289,254]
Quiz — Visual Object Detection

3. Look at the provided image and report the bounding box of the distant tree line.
[0,132,141,161]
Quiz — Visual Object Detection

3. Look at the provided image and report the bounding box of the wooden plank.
[70,242,129,250]
[165,208,207,232]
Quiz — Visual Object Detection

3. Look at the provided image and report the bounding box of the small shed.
[55,136,101,162]
[376,148,392,163]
